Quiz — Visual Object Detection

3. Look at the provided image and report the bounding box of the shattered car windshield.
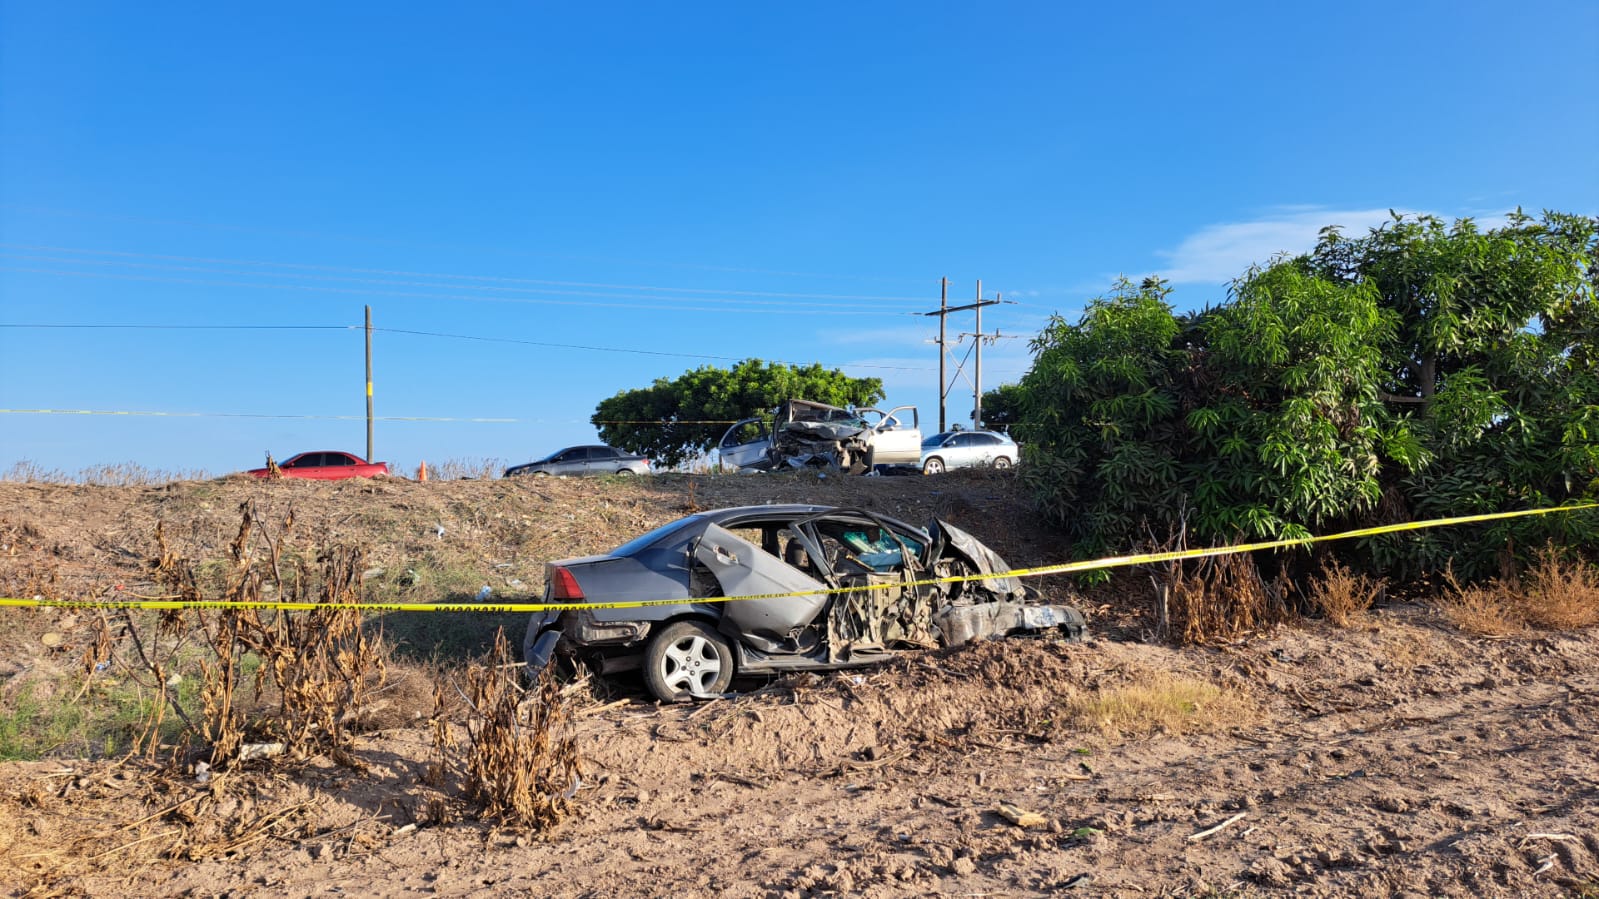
[819,523,922,571]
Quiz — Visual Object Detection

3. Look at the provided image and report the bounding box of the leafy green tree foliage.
[978,383,1027,431]
[1012,211,1597,582]
[1305,211,1599,577]
[1015,273,1412,560]
[1013,278,1190,559]
[1196,263,1416,539]
[593,360,883,468]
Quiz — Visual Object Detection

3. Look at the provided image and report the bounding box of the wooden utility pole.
[365,305,374,462]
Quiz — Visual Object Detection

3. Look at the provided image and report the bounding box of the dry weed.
[0,516,62,602]
[1443,547,1599,634]
[1306,559,1384,627]
[459,630,580,831]
[128,504,389,769]
[428,457,506,480]
[1064,673,1255,738]
[1,460,210,485]
[1152,551,1294,645]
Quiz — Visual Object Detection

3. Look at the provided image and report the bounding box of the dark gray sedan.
[525,504,1086,701]
[505,445,650,478]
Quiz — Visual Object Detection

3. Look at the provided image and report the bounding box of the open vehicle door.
[718,419,774,470]
[860,405,921,467]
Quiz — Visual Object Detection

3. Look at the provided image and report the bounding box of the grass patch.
[0,684,91,760]
[0,672,190,761]
[1063,673,1255,738]
[1442,548,1599,635]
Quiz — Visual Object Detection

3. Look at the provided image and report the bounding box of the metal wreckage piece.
[719,399,923,473]
[697,516,1085,662]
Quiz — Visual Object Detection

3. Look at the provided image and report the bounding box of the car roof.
[698,503,834,522]
[697,504,926,536]
[927,430,1012,440]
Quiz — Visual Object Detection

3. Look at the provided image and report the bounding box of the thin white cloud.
[1155,208,1418,285]
[1152,207,1532,286]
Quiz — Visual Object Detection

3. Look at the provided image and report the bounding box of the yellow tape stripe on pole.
[0,502,1593,614]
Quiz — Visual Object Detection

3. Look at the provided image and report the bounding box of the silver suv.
[919,430,1018,474]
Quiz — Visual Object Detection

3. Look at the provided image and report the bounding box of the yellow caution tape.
[0,502,1593,615]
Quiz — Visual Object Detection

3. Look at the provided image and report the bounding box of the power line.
[0,252,927,311]
[1,204,934,286]
[0,266,921,316]
[0,408,848,426]
[0,408,517,423]
[376,326,911,367]
[0,244,934,304]
[0,321,960,373]
[0,323,352,331]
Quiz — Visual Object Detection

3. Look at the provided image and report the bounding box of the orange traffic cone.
[417,460,428,482]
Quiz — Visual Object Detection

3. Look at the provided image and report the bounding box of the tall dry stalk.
[460,629,580,831]
[130,503,389,769]
[1150,550,1294,645]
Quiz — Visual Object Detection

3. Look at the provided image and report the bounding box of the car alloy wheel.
[923,457,945,475]
[992,456,1013,470]
[644,620,734,701]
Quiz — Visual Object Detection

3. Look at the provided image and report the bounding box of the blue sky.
[3,2,1596,476]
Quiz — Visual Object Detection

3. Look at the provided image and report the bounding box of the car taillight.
[548,565,585,601]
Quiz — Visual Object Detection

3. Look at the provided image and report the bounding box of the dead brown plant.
[1442,546,1599,635]
[125,503,389,769]
[0,515,62,602]
[1151,550,1294,645]
[1306,559,1384,627]
[458,629,580,831]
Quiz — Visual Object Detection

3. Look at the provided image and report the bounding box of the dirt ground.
[1,474,1596,897]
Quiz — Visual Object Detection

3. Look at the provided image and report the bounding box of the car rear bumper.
[523,607,655,677]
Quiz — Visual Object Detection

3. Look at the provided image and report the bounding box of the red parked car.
[247,451,390,480]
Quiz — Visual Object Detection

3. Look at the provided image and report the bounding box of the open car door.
[693,523,829,643]
[717,419,774,470]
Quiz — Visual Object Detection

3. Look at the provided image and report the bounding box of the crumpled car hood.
[783,419,866,441]
[931,519,1027,599]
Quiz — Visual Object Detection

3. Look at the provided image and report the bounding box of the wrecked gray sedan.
[525,504,1086,701]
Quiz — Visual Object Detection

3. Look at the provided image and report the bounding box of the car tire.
[923,457,946,475]
[614,468,635,475]
[530,470,551,478]
[992,456,1013,470]
[644,620,734,702]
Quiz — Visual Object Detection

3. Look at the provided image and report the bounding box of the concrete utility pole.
[974,283,984,429]
[923,280,1001,434]
[365,305,374,462]
[937,278,948,432]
